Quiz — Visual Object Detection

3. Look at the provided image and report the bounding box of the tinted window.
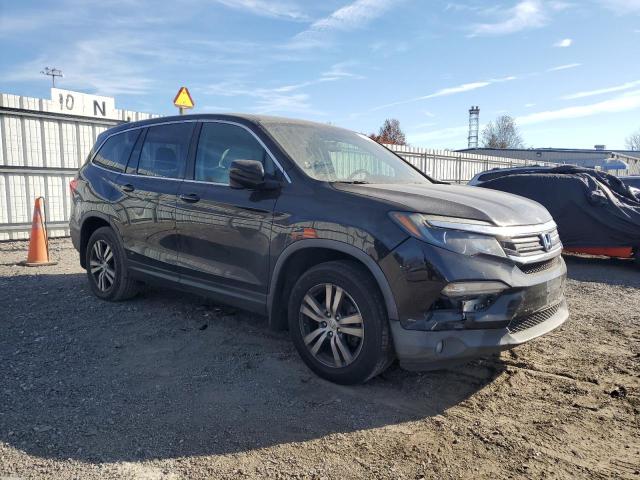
[137,123,195,179]
[195,123,271,184]
[93,130,140,172]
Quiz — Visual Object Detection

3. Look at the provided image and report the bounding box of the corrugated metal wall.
[0,92,156,240]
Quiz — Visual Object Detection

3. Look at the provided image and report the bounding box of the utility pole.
[41,67,63,87]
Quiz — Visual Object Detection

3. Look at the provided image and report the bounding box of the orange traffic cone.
[24,197,57,266]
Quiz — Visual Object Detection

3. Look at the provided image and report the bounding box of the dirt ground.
[0,238,638,480]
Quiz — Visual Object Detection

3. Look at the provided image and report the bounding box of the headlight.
[390,212,506,258]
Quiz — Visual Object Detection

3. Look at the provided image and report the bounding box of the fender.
[77,211,124,267]
[267,239,399,327]
[79,211,124,241]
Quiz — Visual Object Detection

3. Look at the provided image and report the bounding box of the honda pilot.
[70,114,568,384]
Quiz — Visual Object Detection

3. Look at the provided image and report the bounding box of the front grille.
[508,304,560,333]
[500,228,561,260]
[518,257,557,274]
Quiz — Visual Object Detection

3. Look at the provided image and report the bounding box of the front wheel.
[85,226,139,301]
[288,260,394,384]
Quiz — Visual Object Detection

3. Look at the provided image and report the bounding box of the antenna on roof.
[40,67,63,88]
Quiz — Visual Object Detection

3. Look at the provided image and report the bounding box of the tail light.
[69,178,78,194]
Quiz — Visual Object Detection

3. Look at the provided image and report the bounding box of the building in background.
[458,145,640,174]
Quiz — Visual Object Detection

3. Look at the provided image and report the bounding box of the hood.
[333,183,552,227]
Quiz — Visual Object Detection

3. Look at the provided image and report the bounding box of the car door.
[175,121,280,312]
[115,121,196,278]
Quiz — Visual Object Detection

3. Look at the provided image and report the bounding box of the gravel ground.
[0,238,638,480]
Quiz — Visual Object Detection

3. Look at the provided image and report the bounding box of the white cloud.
[469,0,547,36]
[518,89,640,125]
[289,0,398,49]
[548,1,575,11]
[5,37,156,95]
[547,63,581,71]
[554,38,573,47]
[561,80,640,100]
[525,103,536,107]
[310,0,396,31]
[598,0,640,14]
[272,62,364,92]
[371,76,517,111]
[203,63,363,115]
[204,81,317,113]
[211,0,309,20]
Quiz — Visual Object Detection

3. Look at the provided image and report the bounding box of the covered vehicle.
[619,175,640,196]
[472,165,640,260]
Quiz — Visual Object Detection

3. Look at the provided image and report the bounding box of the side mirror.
[229,160,280,190]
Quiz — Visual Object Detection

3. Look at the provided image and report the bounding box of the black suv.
[70,114,568,384]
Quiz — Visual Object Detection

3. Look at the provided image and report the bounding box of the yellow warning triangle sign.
[173,87,194,109]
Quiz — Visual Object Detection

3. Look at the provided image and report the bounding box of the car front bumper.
[390,298,568,370]
[380,237,569,370]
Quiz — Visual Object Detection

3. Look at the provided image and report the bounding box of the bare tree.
[369,119,407,145]
[626,129,640,151]
[481,115,524,149]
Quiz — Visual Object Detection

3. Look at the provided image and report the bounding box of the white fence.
[0,92,155,240]
[384,144,557,183]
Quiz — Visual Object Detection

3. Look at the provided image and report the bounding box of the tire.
[288,260,394,385]
[85,226,139,301]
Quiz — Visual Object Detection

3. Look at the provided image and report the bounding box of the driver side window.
[195,123,270,184]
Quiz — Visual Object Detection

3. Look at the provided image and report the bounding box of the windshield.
[260,121,432,184]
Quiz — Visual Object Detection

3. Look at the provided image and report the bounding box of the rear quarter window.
[93,130,141,172]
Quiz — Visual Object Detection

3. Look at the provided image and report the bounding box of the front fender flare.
[267,239,399,328]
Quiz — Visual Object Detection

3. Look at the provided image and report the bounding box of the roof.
[107,112,334,131]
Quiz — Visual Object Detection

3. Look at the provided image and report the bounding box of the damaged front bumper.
[380,237,569,370]
[391,299,568,371]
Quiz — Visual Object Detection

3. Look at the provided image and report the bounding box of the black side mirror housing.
[229,160,280,190]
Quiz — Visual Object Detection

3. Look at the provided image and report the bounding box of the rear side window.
[137,123,195,179]
[93,130,140,172]
[195,123,271,184]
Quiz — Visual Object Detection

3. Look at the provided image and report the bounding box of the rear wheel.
[288,260,394,384]
[85,226,139,301]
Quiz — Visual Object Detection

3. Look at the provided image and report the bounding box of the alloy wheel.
[298,283,365,368]
[90,239,116,292]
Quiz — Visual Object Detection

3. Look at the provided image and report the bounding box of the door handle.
[121,183,135,193]
[179,193,200,203]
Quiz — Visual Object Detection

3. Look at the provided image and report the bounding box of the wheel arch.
[267,239,399,330]
[78,213,119,269]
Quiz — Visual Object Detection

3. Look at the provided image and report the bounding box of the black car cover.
[476,166,640,248]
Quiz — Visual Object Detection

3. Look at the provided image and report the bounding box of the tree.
[369,118,407,145]
[626,129,640,151]
[481,115,524,149]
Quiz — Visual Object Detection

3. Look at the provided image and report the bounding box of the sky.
[0,0,639,150]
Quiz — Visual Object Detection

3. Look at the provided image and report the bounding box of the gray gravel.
[0,238,638,479]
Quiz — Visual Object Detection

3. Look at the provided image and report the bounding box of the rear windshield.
[260,121,431,185]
